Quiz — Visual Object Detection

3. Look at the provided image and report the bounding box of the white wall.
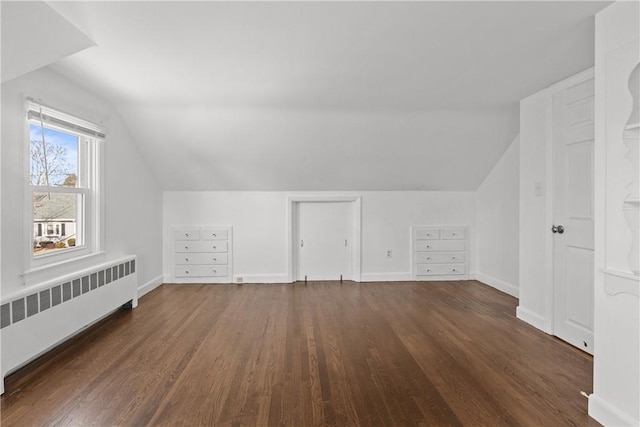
[1,67,164,297]
[517,91,553,331]
[590,2,640,425]
[163,191,476,282]
[0,0,3,394]
[476,135,520,297]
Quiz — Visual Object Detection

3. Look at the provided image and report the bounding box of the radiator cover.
[0,256,138,394]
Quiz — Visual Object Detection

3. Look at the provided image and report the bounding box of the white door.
[295,202,352,281]
[552,78,595,354]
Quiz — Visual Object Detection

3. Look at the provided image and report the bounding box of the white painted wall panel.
[518,93,552,328]
[476,135,520,297]
[163,191,476,282]
[590,2,640,425]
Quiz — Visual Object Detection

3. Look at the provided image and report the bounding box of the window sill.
[22,251,106,288]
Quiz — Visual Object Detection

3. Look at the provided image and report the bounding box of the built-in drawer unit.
[201,228,228,240]
[415,252,466,264]
[175,241,228,253]
[441,228,465,240]
[170,226,232,283]
[174,265,229,278]
[173,253,228,265]
[414,229,440,240]
[414,240,465,252]
[416,263,466,276]
[173,228,200,241]
[412,226,468,280]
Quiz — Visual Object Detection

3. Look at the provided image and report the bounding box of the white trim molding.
[476,272,519,298]
[23,96,106,274]
[360,272,413,282]
[589,393,640,427]
[232,274,289,284]
[516,305,552,334]
[138,274,164,298]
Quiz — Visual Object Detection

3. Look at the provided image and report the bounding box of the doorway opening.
[286,195,361,283]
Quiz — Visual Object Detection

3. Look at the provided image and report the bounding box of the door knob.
[551,225,565,234]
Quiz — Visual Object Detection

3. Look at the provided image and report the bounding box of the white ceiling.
[1,1,93,83]
[23,2,612,190]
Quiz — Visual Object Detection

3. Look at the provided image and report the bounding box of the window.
[26,99,104,268]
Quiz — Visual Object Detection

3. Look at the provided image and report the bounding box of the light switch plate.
[535,181,543,196]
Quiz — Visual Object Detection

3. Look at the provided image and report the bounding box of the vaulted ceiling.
[4,1,610,191]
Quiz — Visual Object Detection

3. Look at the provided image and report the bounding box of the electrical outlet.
[386,250,392,258]
[236,276,244,283]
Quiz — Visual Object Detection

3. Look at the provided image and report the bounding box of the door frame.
[544,67,595,334]
[286,195,362,283]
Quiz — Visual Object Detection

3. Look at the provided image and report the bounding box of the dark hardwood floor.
[1,281,600,426]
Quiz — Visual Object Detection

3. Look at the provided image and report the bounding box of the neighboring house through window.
[26,99,105,269]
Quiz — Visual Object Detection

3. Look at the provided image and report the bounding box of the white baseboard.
[360,272,477,282]
[359,272,413,282]
[232,274,290,284]
[161,272,504,286]
[589,393,639,427]
[475,272,519,298]
[138,274,164,298]
[516,305,551,334]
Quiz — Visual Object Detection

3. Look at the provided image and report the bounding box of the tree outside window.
[30,124,81,255]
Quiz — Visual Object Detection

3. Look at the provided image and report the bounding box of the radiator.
[0,256,138,394]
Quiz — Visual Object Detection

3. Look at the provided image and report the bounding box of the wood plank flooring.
[1,281,600,426]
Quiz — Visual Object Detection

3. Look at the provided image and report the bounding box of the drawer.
[416,263,465,276]
[173,228,200,241]
[175,241,228,253]
[175,265,228,278]
[441,228,465,240]
[416,252,465,264]
[174,253,228,265]
[414,229,440,240]
[415,240,465,252]
[201,228,228,240]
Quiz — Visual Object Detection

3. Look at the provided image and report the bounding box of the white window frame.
[23,99,105,274]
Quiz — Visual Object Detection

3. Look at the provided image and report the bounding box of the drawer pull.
[185,258,189,262]
[426,233,431,236]
[212,270,217,274]
[212,246,216,250]
[185,233,189,237]
[185,270,189,274]
[212,233,216,237]
[426,269,431,272]
[212,258,217,262]
[426,257,431,260]
[184,246,189,250]
[452,256,456,260]
[426,245,431,248]
[452,232,456,236]
[452,268,457,272]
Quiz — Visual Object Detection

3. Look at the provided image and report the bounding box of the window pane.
[33,192,82,255]
[29,124,79,187]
